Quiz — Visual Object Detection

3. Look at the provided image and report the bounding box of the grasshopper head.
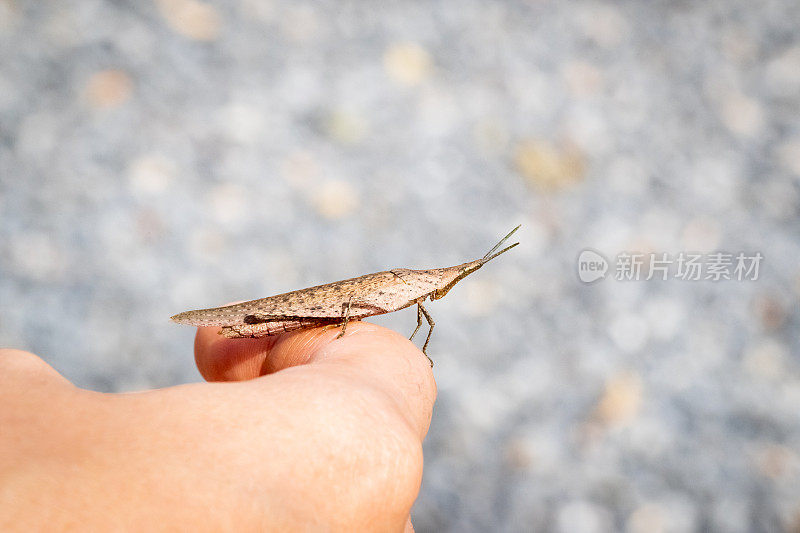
[430,225,520,300]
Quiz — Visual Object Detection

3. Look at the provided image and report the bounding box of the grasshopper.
[171,226,520,365]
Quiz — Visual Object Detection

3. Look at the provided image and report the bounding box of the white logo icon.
[578,249,608,283]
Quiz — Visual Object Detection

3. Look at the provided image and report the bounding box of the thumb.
[194,321,437,438]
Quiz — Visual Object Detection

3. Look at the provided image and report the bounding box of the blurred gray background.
[1,0,799,531]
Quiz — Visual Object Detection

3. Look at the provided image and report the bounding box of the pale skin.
[0,322,436,531]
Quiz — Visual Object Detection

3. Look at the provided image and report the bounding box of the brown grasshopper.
[171,226,520,365]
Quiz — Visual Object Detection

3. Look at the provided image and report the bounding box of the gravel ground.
[1,1,799,531]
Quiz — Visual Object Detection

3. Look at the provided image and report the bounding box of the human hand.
[0,321,436,531]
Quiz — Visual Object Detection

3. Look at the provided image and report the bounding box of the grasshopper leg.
[337,296,353,339]
[417,302,435,367]
[409,304,423,341]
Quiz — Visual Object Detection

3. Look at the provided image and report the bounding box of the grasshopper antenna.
[481,225,521,264]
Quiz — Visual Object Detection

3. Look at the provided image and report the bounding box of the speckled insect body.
[172,226,520,365]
